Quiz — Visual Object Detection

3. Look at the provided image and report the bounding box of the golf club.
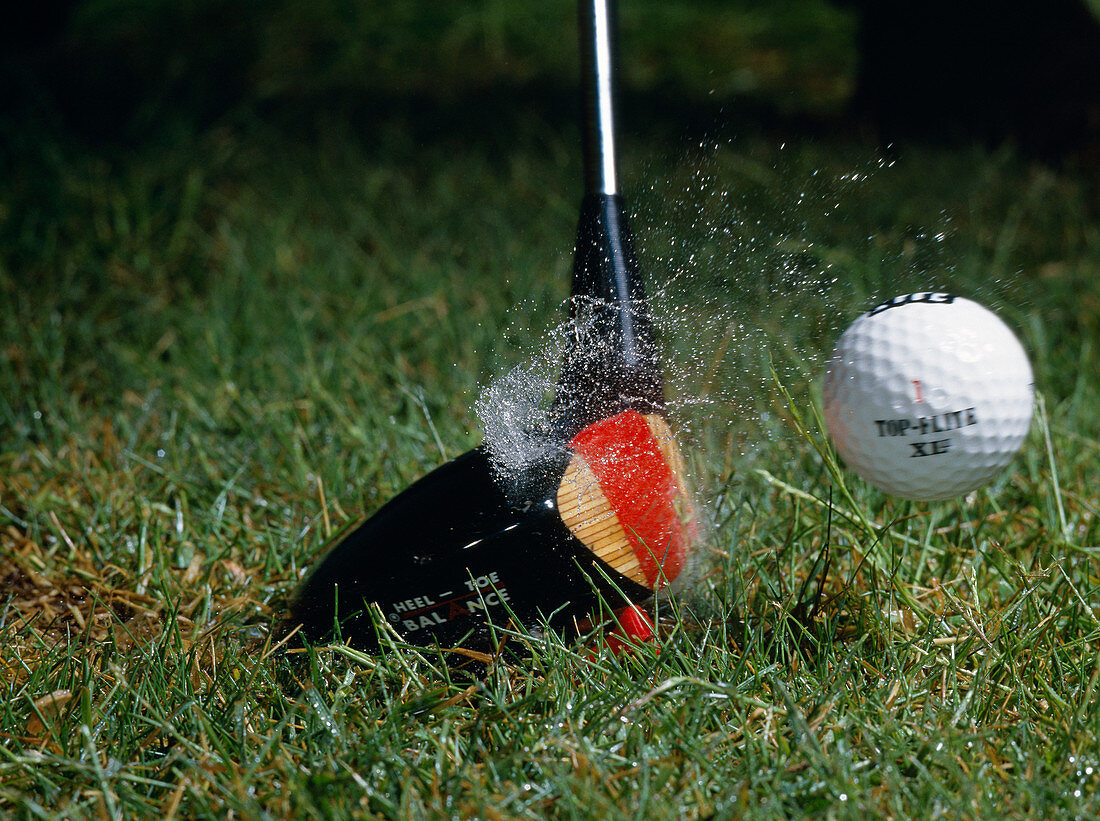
[291,0,695,654]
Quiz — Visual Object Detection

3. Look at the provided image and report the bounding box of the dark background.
[5,0,1100,164]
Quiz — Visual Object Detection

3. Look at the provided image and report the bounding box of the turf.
[3,97,1100,818]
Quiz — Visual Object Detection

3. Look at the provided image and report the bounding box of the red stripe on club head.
[602,605,655,655]
[569,409,690,588]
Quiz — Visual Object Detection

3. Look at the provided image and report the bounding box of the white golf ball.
[822,293,1033,500]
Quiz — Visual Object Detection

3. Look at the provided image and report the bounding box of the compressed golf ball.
[823,293,1033,500]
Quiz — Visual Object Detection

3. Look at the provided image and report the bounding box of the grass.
[3,93,1100,818]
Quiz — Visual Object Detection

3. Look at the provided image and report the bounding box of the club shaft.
[552,0,664,438]
[579,0,619,196]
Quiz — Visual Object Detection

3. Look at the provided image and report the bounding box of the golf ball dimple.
[822,292,1034,500]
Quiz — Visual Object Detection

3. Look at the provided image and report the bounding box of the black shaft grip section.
[552,194,665,439]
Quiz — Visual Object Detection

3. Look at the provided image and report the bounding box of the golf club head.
[292,409,693,653]
[289,0,700,656]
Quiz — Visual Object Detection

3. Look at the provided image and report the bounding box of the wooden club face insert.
[556,409,694,590]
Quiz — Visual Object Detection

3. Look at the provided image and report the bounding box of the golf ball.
[823,293,1033,500]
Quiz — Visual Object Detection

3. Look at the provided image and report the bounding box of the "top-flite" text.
[875,407,977,437]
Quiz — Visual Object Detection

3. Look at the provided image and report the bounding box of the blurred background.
[5,0,1100,158]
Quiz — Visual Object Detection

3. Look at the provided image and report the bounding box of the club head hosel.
[553,193,666,437]
[570,194,644,306]
[569,195,658,367]
[550,357,665,440]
